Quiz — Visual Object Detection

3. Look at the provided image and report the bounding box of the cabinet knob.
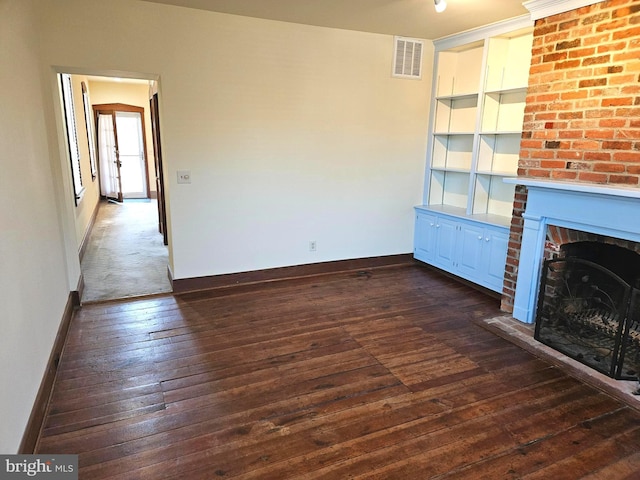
[485,237,490,242]
[430,222,435,227]
[478,235,483,240]
[436,224,440,228]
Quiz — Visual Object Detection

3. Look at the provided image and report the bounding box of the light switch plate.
[177,170,191,184]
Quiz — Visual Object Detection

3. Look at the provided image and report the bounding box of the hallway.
[80,199,172,303]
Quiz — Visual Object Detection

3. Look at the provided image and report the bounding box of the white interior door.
[97,113,122,201]
[115,111,147,199]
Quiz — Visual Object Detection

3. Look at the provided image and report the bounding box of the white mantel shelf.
[504,177,640,199]
[508,177,640,324]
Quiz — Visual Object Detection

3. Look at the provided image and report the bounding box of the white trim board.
[434,15,532,50]
[523,0,606,21]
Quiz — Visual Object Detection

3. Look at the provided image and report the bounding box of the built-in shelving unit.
[414,16,533,292]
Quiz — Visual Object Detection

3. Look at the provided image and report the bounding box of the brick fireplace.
[501,0,640,318]
[505,178,640,323]
[534,223,640,379]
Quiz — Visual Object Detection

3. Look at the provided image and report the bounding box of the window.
[60,73,84,203]
[81,81,98,180]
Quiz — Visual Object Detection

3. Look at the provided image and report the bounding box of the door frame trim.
[93,103,151,200]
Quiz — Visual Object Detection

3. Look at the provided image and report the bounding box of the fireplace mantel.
[506,178,640,200]
[504,178,640,324]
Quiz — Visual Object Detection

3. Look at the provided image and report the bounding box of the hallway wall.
[0,0,76,453]
[70,74,102,249]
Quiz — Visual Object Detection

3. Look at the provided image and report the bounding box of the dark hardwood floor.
[36,264,640,479]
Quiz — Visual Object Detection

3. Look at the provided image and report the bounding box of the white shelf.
[436,42,485,97]
[435,92,479,101]
[434,96,478,133]
[485,29,534,92]
[432,167,472,174]
[434,132,476,136]
[484,86,528,95]
[479,130,522,135]
[415,16,533,292]
[424,20,533,224]
[429,170,470,209]
[416,203,467,215]
[432,135,474,171]
[477,134,521,175]
[481,91,527,133]
[476,170,518,177]
[473,174,517,218]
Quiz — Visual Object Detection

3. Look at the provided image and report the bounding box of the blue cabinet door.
[482,228,509,291]
[414,211,437,263]
[433,217,457,270]
[413,208,509,293]
[457,222,484,280]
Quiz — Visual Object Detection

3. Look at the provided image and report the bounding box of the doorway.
[80,197,172,302]
[94,103,150,202]
[61,74,171,302]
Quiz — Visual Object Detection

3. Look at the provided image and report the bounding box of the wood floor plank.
[521,424,640,479]
[170,377,595,479]
[36,264,640,479]
[437,408,640,479]
[581,451,640,479]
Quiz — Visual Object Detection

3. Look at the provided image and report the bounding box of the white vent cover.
[393,37,423,79]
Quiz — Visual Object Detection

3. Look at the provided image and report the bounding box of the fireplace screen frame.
[534,256,639,380]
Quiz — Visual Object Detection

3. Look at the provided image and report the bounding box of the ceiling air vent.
[393,37,423,79]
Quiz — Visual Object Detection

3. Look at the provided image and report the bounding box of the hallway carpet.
[80,199,172,303]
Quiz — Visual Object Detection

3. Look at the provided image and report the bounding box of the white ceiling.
[141,0,530,40]
[86,75,150,84]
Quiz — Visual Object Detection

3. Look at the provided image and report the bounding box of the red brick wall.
[501,0,640,312]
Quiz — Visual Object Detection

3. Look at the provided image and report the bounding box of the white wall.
[0,0,76,453]
[37,0,433,279]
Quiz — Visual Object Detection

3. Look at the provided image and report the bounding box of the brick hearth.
[479,314,640,411]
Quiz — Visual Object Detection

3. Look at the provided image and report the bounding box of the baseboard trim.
[171,254,415,294]
[417,263,502,299]
[78,199,101,262]
[72,274,84,306]
[167,263,174,286]
[19,289,80,453]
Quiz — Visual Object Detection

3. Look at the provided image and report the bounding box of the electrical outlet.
[309,241,317,252]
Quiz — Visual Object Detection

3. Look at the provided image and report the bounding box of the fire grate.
[535,257,640,380]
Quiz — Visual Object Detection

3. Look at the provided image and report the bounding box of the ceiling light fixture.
[434,0,447,13]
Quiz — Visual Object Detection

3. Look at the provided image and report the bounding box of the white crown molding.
[523,0,605,21]
[435,14,533,50]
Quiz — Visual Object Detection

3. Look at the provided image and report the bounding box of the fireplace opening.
[535,241,640,380]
